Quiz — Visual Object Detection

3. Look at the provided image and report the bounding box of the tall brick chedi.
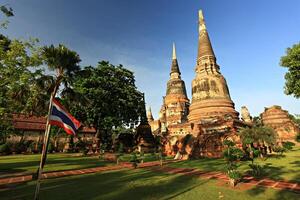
[188,10,238,122]
[160,43,189,126]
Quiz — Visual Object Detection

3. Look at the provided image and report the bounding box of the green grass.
[119,153,172,163]
[0,152,168,176]
[167,147,300,183]
[0,153,113,175]
[1,168,298,200]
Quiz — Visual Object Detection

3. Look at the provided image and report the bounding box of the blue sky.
[2,0,299,118]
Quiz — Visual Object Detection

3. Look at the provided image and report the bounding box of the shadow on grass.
[0,168,208,200]
[167,157,226,172]
[0,155,113,175]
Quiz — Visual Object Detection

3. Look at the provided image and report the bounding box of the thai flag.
[49,98,81,135]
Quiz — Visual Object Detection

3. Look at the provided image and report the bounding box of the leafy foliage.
[280,43,300,98]
[0,5,14,17]
[239,126,277,146]
[282,141,295,151]
[0,35,49,141]
[0,5,14,28]
[65,61,144,148]
[42,44,81,98]
[130,152,140,168]
[248,164,264,177]
[223,140,244,185]
[296,133,300,143]
[273,146,286,156]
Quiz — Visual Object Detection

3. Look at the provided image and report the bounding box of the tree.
[239,126,277,158]
[223,140,244,187]
[42,44,81,97]
[0,4,14,29]
[0,35,44,142]
[280,43,300,98]
[65,61,144,149]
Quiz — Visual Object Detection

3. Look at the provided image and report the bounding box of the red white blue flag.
[49,99,81,135]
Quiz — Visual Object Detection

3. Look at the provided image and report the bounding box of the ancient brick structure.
[149,10,246,158]
[261,106,299,142]
[188,10,239,122]
[136,95,156,152]
[159,44,190,127]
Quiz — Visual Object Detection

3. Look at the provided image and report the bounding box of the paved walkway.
[0,161,299,193]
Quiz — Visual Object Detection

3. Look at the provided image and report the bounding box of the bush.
[74,140,88,155]
[228,170,242,180]
[296,133,300,143]
[282,141,295,151]
[0,142,11,155]
[130,152,140,168]
[48,142,55,153]
[223,147,244,162]
[249,164,264,177]
[273,146,285,155]
[11,141,28,154]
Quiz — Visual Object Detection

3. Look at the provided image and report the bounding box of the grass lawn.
[167,147,300,183]
[0,153,113,176]
[0,152,167,176]
[1,168,299,200]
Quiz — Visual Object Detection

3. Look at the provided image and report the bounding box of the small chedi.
[136,95,156,152]
[261,105,299,142]
[149,10,246,158]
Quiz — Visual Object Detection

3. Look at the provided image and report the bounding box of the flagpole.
[34,86,57,200]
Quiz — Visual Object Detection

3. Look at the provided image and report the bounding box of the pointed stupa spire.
[172,42,176,60]
[170,42,181,75]
[147,106,154,122]
[197,9,215,60]
[198,10,206,30]
[166,43,188,97]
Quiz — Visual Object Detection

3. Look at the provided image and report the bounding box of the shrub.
[139,151,144,164]
[228,170,242,180]
[74,140,88,155]
[0,142,11,155]
[116,143,124,164]
[249,164,264,177]
[273,146,285,155]
[282,141,295,151]
[295,133,300,142]
[48,142,55,153]
[13,141,28,154]
[223,147,244,162]
[130,152,140,168]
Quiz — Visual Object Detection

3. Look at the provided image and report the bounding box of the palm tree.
[42,44,81,97]
[35,44,81,199]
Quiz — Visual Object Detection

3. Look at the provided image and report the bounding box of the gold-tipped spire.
[198,10,206,30]
[172,42,176,60]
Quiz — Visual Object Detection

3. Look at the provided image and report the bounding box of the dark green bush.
[48,142,55,153]
[0,142,11,155]
[282,141,295,151]
[273,146,285,155]
[296,133,300,142]
[223,147,244,162]
[74,140,88,155]
[130,152,140,168]
[249,164,264,177]
[228,170,242,180]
